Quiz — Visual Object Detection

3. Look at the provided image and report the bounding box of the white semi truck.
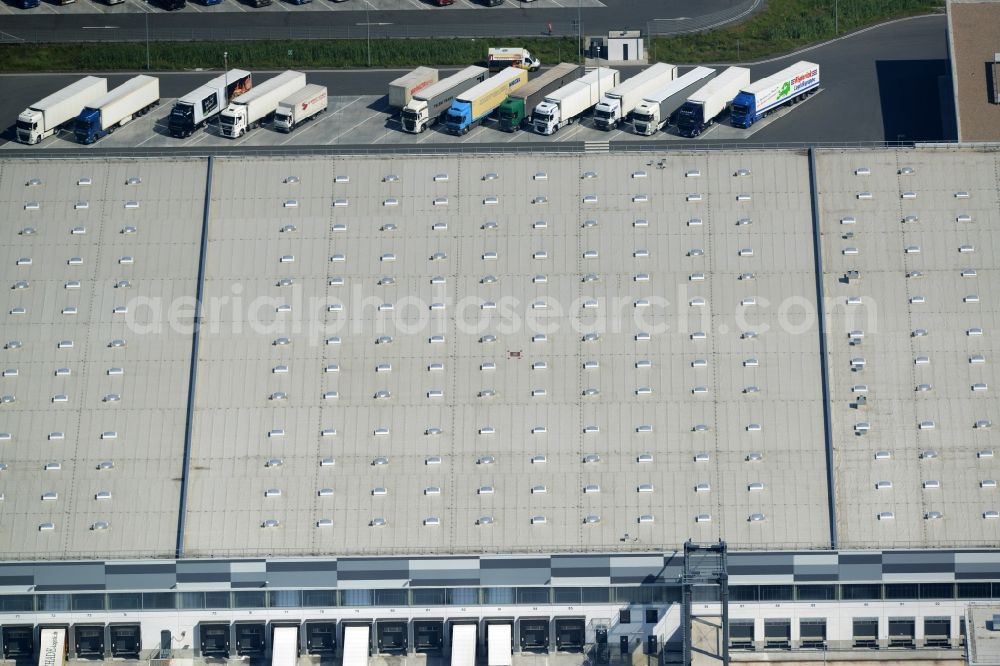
[17,76,107,145]
[400,65,488,133]
[593,62,676,130]
[675,66,751,137]
[632,67,716,135]
[168,70,252,138]
[73,75,159,145]
[532,67,620,135]
[274,84,328,132]
[219,70,306,138]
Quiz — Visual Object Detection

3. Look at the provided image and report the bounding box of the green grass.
[651,0,944,63]
[0,0,944,71]
[0,37,578,72]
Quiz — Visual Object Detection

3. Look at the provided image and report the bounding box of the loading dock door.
[271,627,298,666]
[487,624,512,666]
[343,626,370,666]
[451,624,477,666]
[38,629,66,666]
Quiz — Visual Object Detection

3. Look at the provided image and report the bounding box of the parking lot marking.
[226,0,249,12]
[277,97,361,145]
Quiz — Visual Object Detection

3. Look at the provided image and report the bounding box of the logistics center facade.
[0,146,998,663]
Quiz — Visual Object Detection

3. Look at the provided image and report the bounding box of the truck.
[487,47,540,72]
[443,67,528,135]
[675,66,750,137]
[219,70,306,138]
[17,0,40,9]
[17,76,107,145]
[73,75,159,145]
[532,67,619,135]
[632,66,716,136]
[274,84,328,133]
[388,67,438,109]
[593,62,676,130]
[168,70,252,138]
[730,61,820,128]
[497,62,581,131]
[400,66,488,133]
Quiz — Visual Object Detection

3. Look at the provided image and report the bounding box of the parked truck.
[219,70,306,138]
[389,67,438,109]
[593,62,676,130]
[168,70,252,138]
[497,62,581,131]
[273,84,328,132]
[675,66,750,137]
[17,76,106,145]
[487,47,540,72]
[730,61,820,128]
[73,75,159,145]
[632,67,716,136]
[443,67,528,135]
[401,66,488,133]
[532,67,619,135]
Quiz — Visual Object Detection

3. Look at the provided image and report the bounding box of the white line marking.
[330,109,385,143]
[278,97,361,144]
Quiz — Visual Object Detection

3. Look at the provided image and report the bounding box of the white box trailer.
[533,67,620,135]
[17,76,107,145]
[168,69,252,138]
[675,66,750,137]
[73,75,159,144]
[274,84,328,132]
[730,60,820,128]
[219,70,306,138]
[389,66,438,109]
[271,626,298,666]
[487,624,512,666]
[633,66,716,135]
[38,628,66,666]
[451,624,477,666]
[342,625,370,666]
[593,62,676,130]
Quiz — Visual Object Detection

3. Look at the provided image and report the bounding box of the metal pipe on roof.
[807,146,839,550]
[174,155,213,559]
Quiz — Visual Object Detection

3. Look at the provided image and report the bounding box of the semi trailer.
[487,47,540,72]
[73,75,159,145]
[532,67,619,135]
[730,61,820,128]
[273,84,328,132]
[443,67,528,135]
[17,76,107,145]
[497,62,581,131]
[592,62,676,130]
[675,66,750,137]
[388,67,438,109]
[400,66,488,133]
[219,70,306,138]
[632,67,716,136]
[168,69,252,138]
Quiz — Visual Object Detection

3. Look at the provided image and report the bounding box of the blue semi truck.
[74,76,160,145]
[730,61,820,129]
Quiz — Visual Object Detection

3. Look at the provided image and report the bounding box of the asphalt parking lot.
[0,15,952,149]
[0,0,602,16]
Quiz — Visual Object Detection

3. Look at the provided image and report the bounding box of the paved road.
[0,15,951,150]
[0,0,756,41]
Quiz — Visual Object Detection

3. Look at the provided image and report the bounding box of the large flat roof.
[0,146,997,560]
[0,158,206,558]
[948,0,1000,141]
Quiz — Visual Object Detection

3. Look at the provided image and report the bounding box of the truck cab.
[532,100,560,135]
[632,101,659,135]
[675,101,704,137]
[729,92,756,128]
[168,102,197,137]
[497,97,526,131]
[73,108,103,145]
[443,104,471,135]
[17,0,40,9]
[592,97,621,130]
[218,106,246,137]
[15,110,42,144]
[401,100,429,132]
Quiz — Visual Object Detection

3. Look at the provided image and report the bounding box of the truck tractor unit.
[400,66,488,133]
[497,63,581,132]
[168,70,252,138]
[443,67,528,135]
[73,75,159,145]
[17,76,107,145]
[730,61,820,128]
[219,70,306,138]
[675,66,750,138]
[532,67,619,135]
[632,67,716,136]
[592,62,676,131]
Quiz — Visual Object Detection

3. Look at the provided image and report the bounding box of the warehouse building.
[0,146,998,664]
